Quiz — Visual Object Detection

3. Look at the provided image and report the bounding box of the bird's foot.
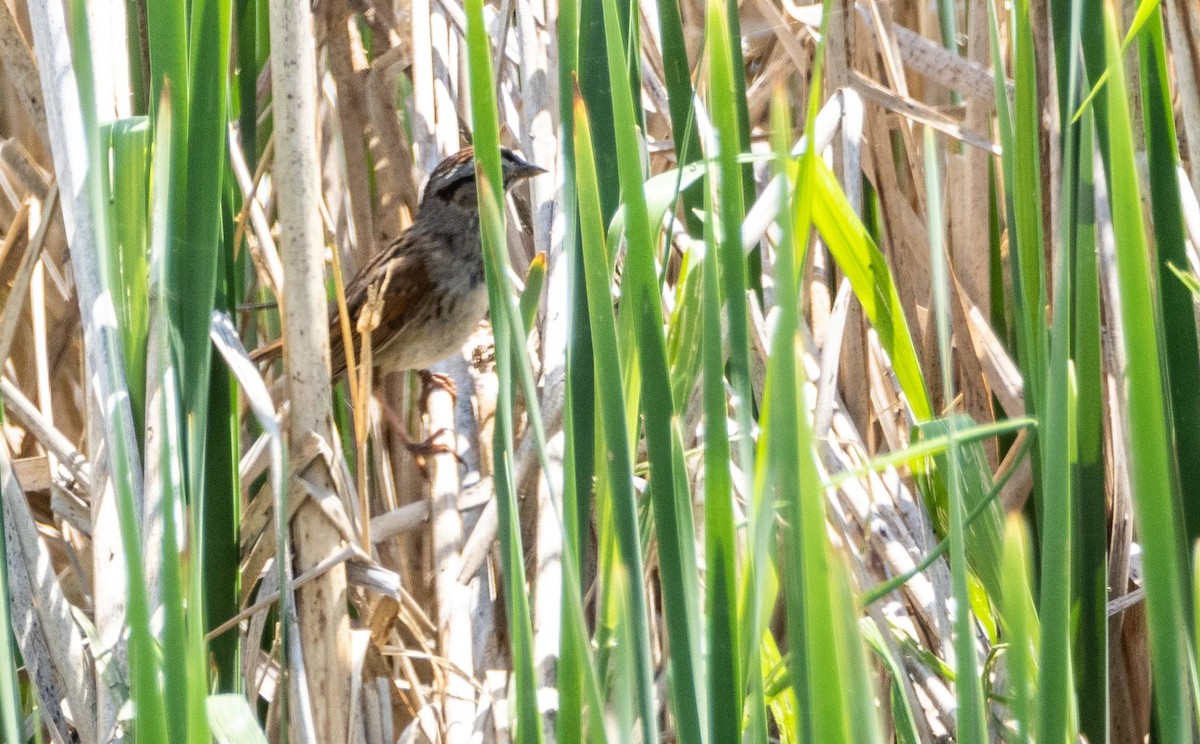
[418,369,458,410]
[401,427,464,476]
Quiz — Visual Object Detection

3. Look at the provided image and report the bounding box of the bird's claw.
[403,428,465,477]
[418,369,458,409]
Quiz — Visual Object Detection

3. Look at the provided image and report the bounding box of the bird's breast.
[375,282,490,372]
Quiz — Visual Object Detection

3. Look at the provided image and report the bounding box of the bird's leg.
[400,427,463,462]
[373,390,465,474]
[417,368,458,410]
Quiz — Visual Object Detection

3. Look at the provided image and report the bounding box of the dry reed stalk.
[267,0,351,737]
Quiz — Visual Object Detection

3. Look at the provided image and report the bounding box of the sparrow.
[252,146,545,387]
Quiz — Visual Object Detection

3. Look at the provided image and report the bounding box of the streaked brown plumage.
[252,146,545,377]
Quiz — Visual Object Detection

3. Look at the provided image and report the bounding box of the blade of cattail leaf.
[1001,514,1039,741]
[1137,6,1200,546]
[774,18,823,736]
[703,2,751,740]
[1071,0,1171,123]
[810,160,932,422]
[569,82,634,744]
[179,0,236,697]
[1071,110,1108,744]
[1036,112,1078,744]
[56,0,166,736]
[1100,2,1193,737]
[924,125,986,744]
[653,0,703,234]
[599,0,701,737]
[102,119,151,438]
[465,1,548,737]
[520,253,547,336]
[1009,0,1048,424]
[557,0,596,589]
[572,72,656,741]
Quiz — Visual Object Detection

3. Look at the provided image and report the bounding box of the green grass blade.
[701,116,737,744]
[146,85,204,744]
[652,0,703,233]
[702,2,753,738]
[845,417,1033,492]
[573,76,657,741]
[1001,514,1039,741]
[776,327,875,744]
[1009,0,1048,423]
[65,0,167,735]
[1100,3,1193,736]
[235,0,259,166]
[558,0,596,581]
[598,0,704,737]
[1137,6,1200,546]
[1038,0,1084,733]
[774,20,828,731]
[1037,139,1078,744]
[707,0,754,493]
[575,0,625,222]
[721,0,755,239]
[103,118,151,438]
[736,90,793,744]
[810,160,931,422]
[177,0,237,697]
[924,126,986,744]
[1071,111,1109,744]
[1071,0,1165,122]
[986,0,1021,360]
[519,253,547,335]
[464,1,543,738]
[665,246,705,411]
[571,84,654,743]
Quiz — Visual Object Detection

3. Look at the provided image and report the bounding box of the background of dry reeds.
[0,0,1198,741]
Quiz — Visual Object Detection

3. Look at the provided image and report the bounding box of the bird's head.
[422,146,546,213]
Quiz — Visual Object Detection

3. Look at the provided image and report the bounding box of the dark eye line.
[433,171,476,202]
[427,147,525,201]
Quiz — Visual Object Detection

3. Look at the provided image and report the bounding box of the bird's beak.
[513,157,548,181]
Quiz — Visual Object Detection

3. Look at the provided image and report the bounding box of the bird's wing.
[249,236,429,379]
[329,247,430,378]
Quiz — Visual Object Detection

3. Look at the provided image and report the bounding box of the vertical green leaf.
[924,126,986,744]
[65,0,167,736]
[558,0,595,575]
[597,0,700,737]
[103,119,151,438]
[1101,3,1193,737]
[1001,514,1039,741]
[1071,112,1108,743]
[702,4,750,739]
[652,0,703,234]
[1137,6,1200,546]
[572,85,655,743]
[1009,0,1048,426]
[465,1,544,738]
